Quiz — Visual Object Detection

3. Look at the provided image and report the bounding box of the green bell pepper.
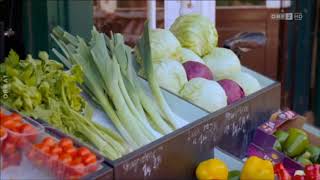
[306,145,320,163]
[297,156,312,166]
[273,140,282,152]
[284,128,309,157]
[274,130,289,146]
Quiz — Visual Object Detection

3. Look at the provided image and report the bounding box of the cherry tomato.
[19,124,36,134]
[35,143,50,154]
[42,136,56,147]
[26,147,37,161]
[70,157,82,165]
[5,134,19,146]
[9,113,22,122]
[1,142,16,155]
[69,160,85,176]
[59,153,73,164]
[48,154,59,172]
[2,119,19,131]
[0,127,6,138]
[82,153,97,166]
[0,116,11,126]
[50,145,63,155]
[64,146,77,157]
[59,138,73,149]
[77,147,91,157]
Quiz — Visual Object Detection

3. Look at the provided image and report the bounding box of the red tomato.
[26,147,37,161]
[42,136,56,147]
[19,124,36,134]
[1,142,16,155]
[77,147,91,157]
[69,163,85,178]
[70,157,82,165]
[0,127,6,138]
[59,138,73,149]
[50,145,63,155]
[9,113,22,122]
[64,146,77,157]
[48,154,59,172]
[59,153,73,164]
[35,143,50,154]
[0,116,11,126]
[5,135,19,146]
[82,153,97,166]
[7,120,23,132]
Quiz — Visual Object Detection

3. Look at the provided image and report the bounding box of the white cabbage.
[180,48,205,64]
[203,47,241,80]
[227,71,261,95]
[154,60,188,94]
[179,78,227,112]
[135,29,182,64]
[170,14,218,57]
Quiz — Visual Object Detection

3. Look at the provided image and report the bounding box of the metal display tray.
[5,66,280,179]
[94,67,280,180]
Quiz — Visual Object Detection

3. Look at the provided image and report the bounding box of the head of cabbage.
[153,59,188,94]
[180,48,205,64]
[203,47,241,80]
[179,78,227,112]
[227,71,261,96]
[170,14,218,57]
[135,28,182,64]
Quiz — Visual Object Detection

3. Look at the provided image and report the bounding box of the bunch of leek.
[51,25,185,150]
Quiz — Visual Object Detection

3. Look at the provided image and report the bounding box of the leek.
[137,22,188,129]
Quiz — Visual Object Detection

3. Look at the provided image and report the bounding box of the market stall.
[1,1,319,180]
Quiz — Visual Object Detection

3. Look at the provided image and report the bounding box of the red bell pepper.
[293,175,305,180]
[304,164,320,180]
[274,163,292,180]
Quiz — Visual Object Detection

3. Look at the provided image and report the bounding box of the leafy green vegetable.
[135,28,182,64]
[0,50,128,160]
[170,14,218,57]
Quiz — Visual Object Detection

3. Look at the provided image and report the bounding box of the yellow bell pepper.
[240,156,274,180]
[196,158,228,180]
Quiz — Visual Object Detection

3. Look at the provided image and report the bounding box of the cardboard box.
[248,110,320,175]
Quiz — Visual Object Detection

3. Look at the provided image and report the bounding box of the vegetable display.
[0,51,128,160]
[51,24,182,152]
[273,128,319,166]
[135,14,262,113]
